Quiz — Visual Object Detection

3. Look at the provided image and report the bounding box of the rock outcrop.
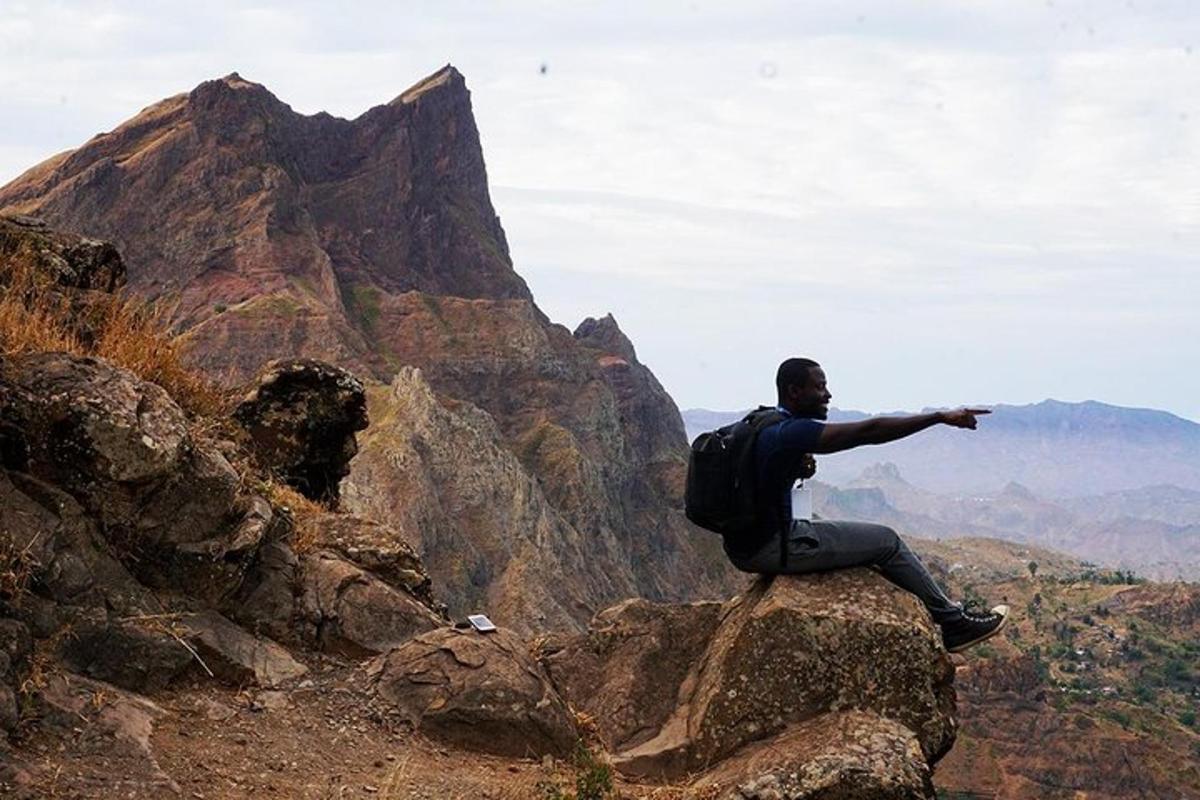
[0,352,248,604]
[233,359,369,504]
[540,597,726,753]
[365,626,578,758]
[343,367,629,631]
[544,570,956,798]
[0,214,124,292]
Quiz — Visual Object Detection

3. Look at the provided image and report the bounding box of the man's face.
[789,366,832,419]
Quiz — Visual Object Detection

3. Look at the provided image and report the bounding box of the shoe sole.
[946,604,1011,654]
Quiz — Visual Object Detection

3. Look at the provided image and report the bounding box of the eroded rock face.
[365,627,578,758]
[541,598,726,753]
[0,67,528,380]
[0,214,125,292]
[343,367,623,633]
[0,353,251,601]
[233,359,368,504]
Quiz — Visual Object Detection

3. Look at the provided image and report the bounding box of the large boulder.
[232,359,368,504]
[0,353,311,610]
[679,570,956,770]
[365,627,578,758]
[549,569,956,791]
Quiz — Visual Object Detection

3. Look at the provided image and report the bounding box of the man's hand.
[799,453,816,479]
[939,408,991,430]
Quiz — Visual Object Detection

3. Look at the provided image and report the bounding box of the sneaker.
[940,604,1010,653]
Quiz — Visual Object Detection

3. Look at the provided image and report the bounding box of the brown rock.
[0,468,156,617]
[696,710,934,800]
[550,570,956,782]
[226,540,301,642]
[680,570,956,770]
[0,353,263,603]
[62,610,305,691]
[300,550,442,656]
[37,673,177,792]
[61,615,197,692]
[365,627,577,758]
[233,359,368,504]
[0,214,125,292]
[307,512,434,603]
[541,597,726,752]
[180,610,307,687]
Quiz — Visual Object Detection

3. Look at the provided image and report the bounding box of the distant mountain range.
[682,399,1200,497]
[809,463,1200,581]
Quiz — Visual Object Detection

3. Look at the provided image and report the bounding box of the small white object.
[467,613,497,633]
[791,480,812,522]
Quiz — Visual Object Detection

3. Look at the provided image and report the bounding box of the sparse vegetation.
[537,742,615,800]
[0,531,39,605]
[0,253,224,417]
[260,479,327,553]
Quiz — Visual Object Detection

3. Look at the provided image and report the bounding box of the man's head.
[776,357,832,419]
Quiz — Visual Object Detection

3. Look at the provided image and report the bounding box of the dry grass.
[0,254,225,417]
[262,479,327,554]
[0,531,41,606]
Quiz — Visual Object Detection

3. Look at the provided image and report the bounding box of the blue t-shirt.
[735,410,825,557]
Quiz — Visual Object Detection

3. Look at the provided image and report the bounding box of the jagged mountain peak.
[574,313,638,363]
[394,64,467,106]
[0,65,531,346]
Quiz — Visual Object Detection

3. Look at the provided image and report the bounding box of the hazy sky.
[2,1,1198,419]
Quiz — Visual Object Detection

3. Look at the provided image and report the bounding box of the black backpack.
[685,406,784,542]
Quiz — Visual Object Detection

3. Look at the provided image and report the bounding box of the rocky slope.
[908,537,1200,799]
[0,69,738,632]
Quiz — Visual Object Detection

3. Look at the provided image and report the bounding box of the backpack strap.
[743,407,790,568]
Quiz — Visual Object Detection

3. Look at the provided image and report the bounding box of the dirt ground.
[0,652,711,800]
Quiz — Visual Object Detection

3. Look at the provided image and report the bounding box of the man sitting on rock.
[726,357,1009,653]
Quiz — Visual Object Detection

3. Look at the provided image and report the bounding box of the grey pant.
[730,519,962,623]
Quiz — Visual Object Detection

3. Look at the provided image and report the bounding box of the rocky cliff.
[0,68,739,631]
[0,224,963,798]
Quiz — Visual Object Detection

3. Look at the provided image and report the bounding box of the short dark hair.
[776,357,820,402]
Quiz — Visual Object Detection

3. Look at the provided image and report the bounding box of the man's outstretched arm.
[811,408,990,454]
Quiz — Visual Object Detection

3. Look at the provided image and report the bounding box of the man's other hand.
[799,453,816,479]
[940,408,991,429]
